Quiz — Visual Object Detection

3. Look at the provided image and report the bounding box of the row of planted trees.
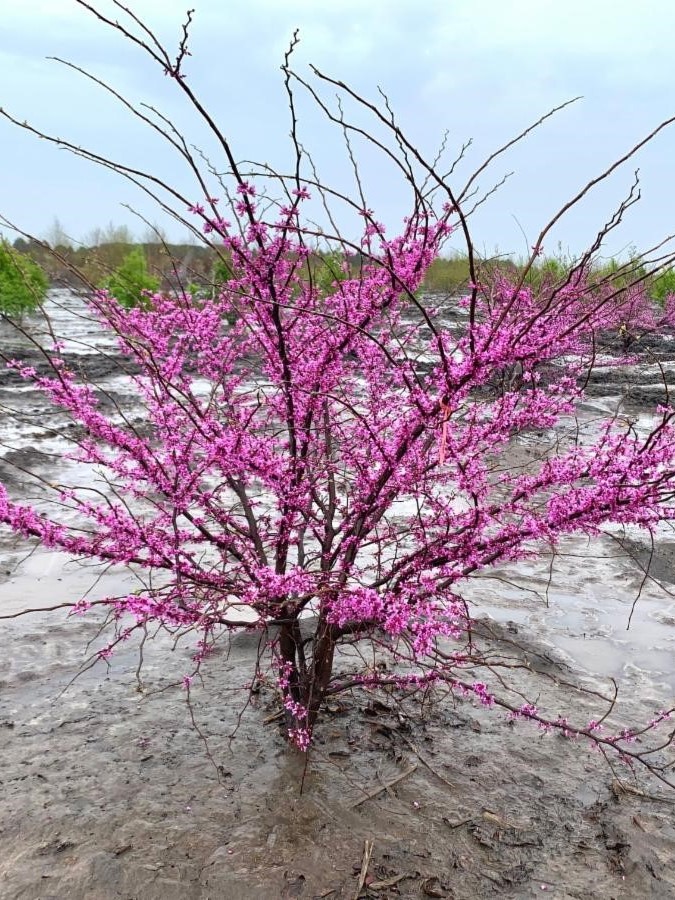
[4,234,675,317]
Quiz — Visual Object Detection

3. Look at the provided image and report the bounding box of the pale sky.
[1,0,675,259]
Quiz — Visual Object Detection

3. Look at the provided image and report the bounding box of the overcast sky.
[1,0,674,259]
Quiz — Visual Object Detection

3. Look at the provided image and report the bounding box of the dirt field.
[2,602,675,900]
[2,295,675,898]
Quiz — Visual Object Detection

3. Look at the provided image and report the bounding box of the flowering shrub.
[2,3,675,782]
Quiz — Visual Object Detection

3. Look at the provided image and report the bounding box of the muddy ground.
[2,295,675,899]
[2,607,675,900]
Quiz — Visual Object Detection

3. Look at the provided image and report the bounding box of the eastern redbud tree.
[2,3,675,780]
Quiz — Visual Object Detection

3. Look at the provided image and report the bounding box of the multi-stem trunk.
[278,611,336,735]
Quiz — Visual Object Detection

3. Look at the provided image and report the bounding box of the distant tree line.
[2,228,675,314]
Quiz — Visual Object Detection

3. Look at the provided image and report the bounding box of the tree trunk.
[278,615,336,734]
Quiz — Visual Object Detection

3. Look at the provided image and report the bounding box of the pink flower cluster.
[2,180,675,757]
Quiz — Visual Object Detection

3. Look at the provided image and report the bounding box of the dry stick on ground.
[354,839,374,900]
[369,873,411,890]
[350,763,418,809]
[398,734,455,790]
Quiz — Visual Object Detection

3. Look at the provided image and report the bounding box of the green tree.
[312,250,349,294]
[593,251,648,291]
[102,247,160,308]
[212,255,232,294]
[651,268,675,305]
[211,255,240,323]
[422,255,471,293]
[0,239,48,316]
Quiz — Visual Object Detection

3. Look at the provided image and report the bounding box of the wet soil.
[2,296,675,898]
[2,611,675,900]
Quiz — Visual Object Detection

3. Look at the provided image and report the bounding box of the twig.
[611,778,675,806]
[399,735,455,790]
[0,600,109,619]
[369,873,410,890]
[350,764,417,808]
[354,839,373,899]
